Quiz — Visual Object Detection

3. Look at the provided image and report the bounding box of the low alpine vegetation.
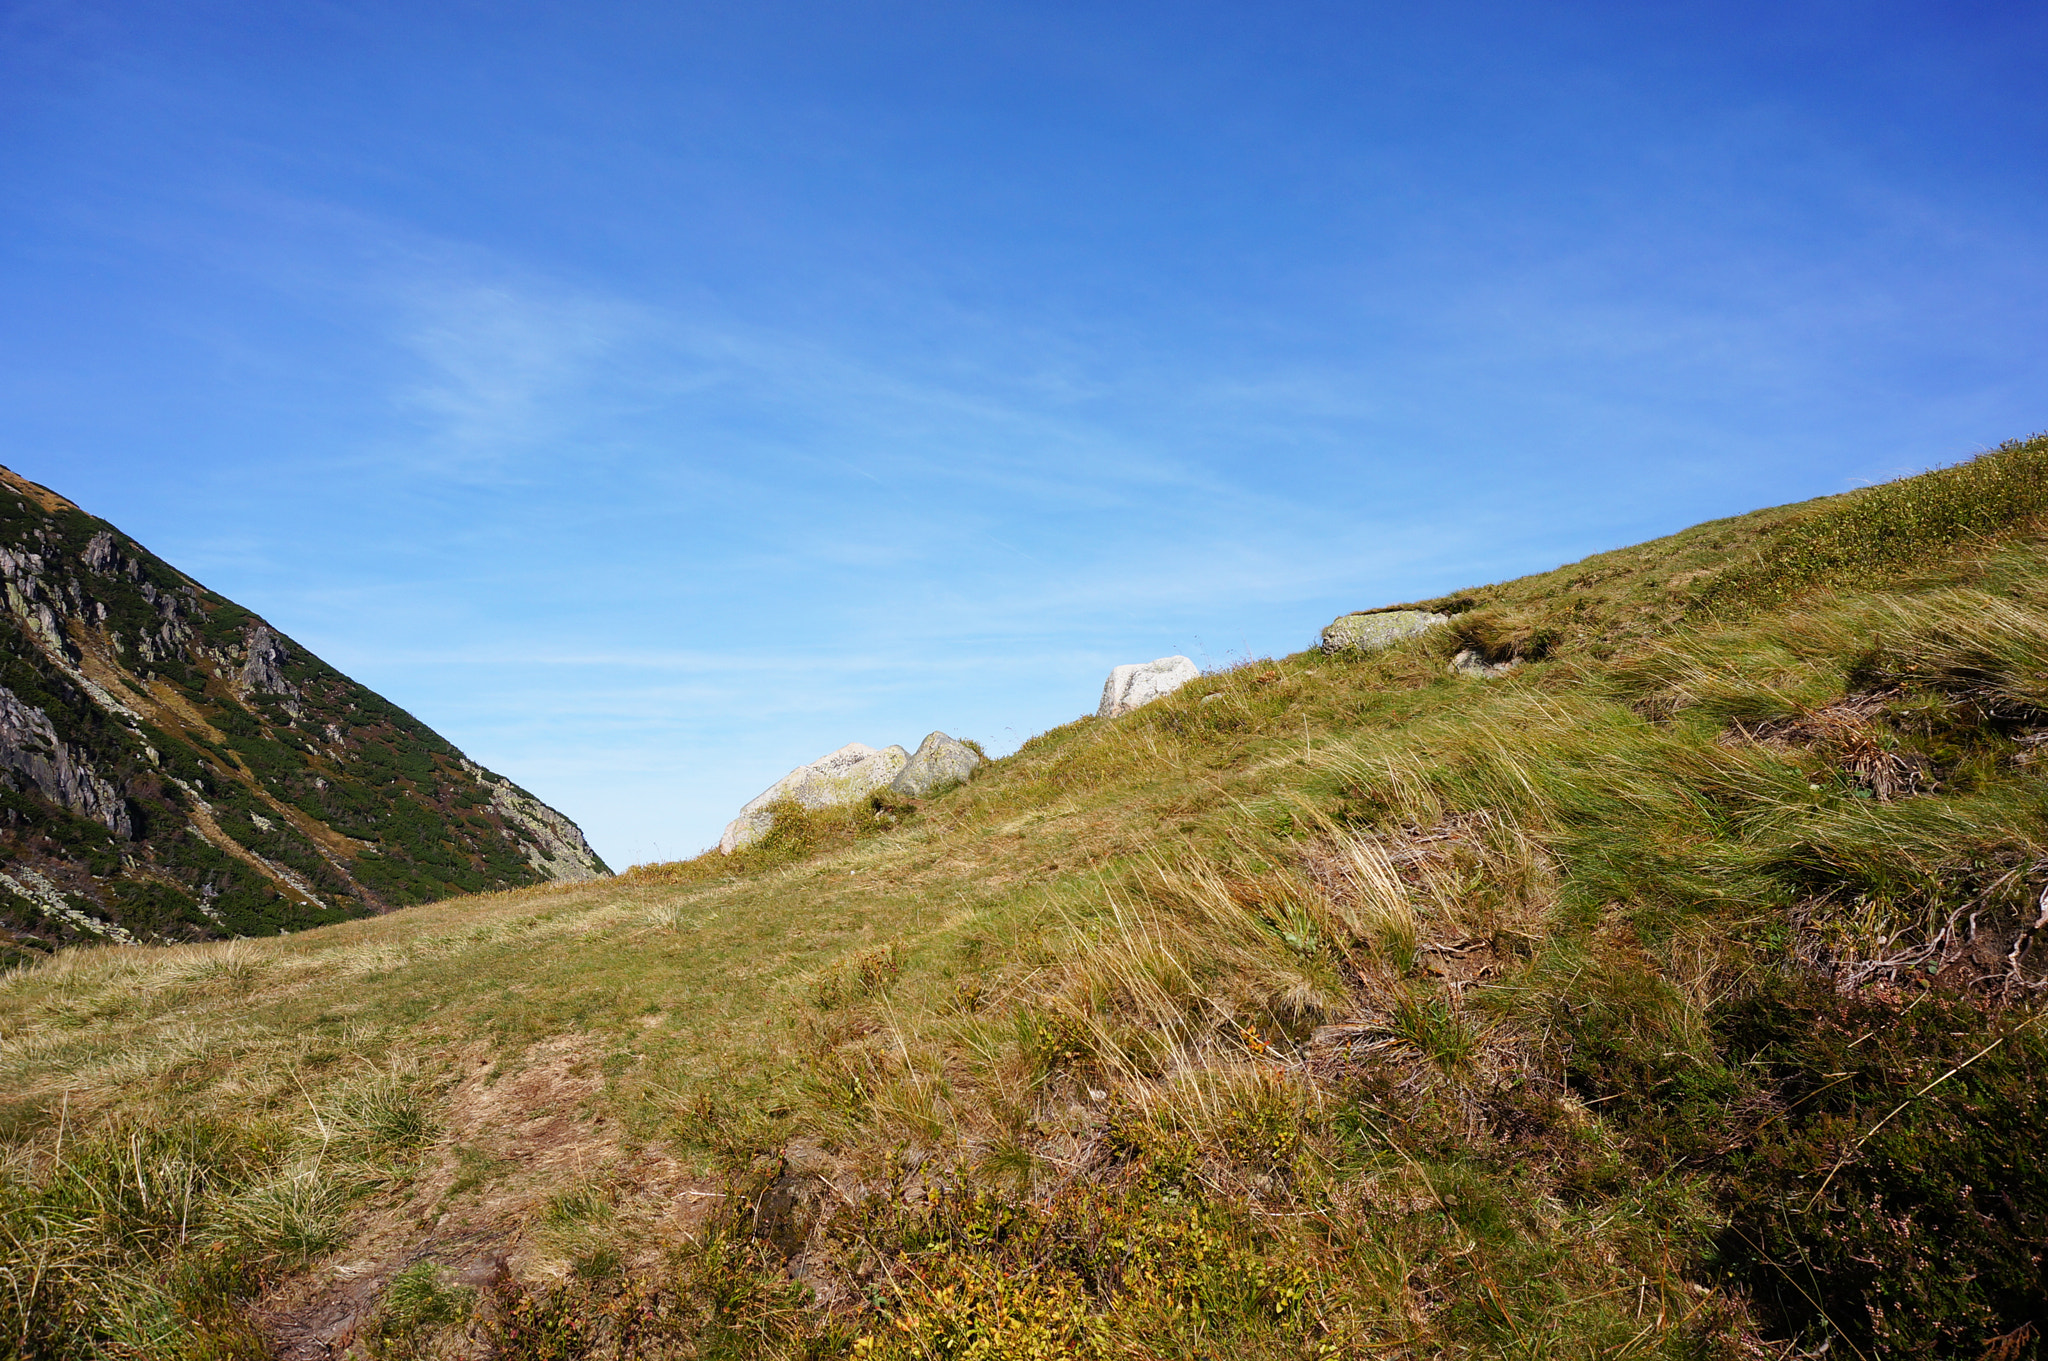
[4,434,2047,1358]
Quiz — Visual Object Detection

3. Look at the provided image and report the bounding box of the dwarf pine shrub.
[1692,433,2048,614]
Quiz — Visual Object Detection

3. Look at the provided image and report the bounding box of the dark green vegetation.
[0,466,606,957]
[3,435,2047,1358]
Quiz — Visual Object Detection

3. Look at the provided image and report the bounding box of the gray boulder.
[1320,609,1450,653]
[1449,648,1518,679]
[1098,655,1201,718]
[719,741,910,853]
[888,731,983,797]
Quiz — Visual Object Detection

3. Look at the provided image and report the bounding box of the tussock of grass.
[6,439,2048,1357]
[366,1260,475,1357]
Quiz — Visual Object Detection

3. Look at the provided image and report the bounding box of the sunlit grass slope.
[6,435,2048,1360]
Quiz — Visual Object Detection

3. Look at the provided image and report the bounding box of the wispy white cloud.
[394,281,647,455]
[144,189,2014,865]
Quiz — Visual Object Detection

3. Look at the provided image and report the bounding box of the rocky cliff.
[0,466,607,962]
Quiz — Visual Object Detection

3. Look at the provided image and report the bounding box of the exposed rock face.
[82,530,119,573]
[0,464,609,957]
[462,761,606,883]
[1450,649,1519,679]
[1320,609,1450,653]
[239,622,297,699]
[719,742,911,854]
[0,684,134,838]
[1097,656,1201,719]
[888,731,983,798]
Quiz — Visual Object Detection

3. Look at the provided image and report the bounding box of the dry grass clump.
[1728,690,1932,801]
[0,1059,448,1359]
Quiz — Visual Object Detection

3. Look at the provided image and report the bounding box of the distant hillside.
[4,437,2047,1361]
[0,466,605,961]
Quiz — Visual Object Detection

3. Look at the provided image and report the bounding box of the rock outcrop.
[719,742,910,854]
[1449,649,1519,679]
[0,683,134,838]
[238,622,297,701]
[888,731,983,798]
[0,463,609,954]
[1320,609,1450,653]
[1097,656,1201,719]
[461,761,607,883]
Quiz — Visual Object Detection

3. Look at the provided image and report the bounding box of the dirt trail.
[257,1037,722,1358]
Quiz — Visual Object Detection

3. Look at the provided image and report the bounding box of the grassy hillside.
[4,436,2048,1360]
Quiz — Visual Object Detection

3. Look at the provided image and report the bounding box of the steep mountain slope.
[3,437,2047,1360]
[0,466,605,963]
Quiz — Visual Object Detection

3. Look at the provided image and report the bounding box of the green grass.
[4,436,2048,1357]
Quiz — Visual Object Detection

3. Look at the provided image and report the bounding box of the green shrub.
[1708,981,2048,1356]
[1692,435,2048,615]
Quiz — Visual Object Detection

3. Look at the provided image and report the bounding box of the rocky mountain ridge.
[0,466,606,962]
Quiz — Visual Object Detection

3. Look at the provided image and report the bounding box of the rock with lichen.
[888,731,983,798]
[1319,609,1449,654]
[719,742,911,853]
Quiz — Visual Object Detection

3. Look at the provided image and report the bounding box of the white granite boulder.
[1097,655,1201,719]
[718,741,910,853]
[888,731,983,798]
[1320,609,1450,653]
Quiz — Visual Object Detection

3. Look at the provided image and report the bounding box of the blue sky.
[3,1,2044,866]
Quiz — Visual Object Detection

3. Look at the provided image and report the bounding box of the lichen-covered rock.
[889,731,983,798]
[1449,648,1518,679]
[1097,656,1201,719]
[719,742,911,853]
[1320,609,1449,653]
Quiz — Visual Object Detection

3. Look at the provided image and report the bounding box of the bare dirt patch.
[257,1036,722,1358]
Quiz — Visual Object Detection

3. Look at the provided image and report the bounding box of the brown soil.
[256,1036,723,1359]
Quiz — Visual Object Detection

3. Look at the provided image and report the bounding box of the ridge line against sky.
[3,0,2044,864]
